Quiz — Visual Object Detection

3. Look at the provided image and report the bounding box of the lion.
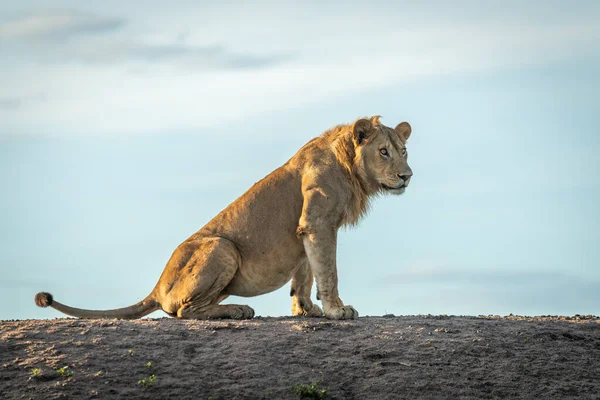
[35,116,413,320]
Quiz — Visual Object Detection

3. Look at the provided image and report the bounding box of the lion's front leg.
[301,231,358,320]
[290,260,323,317]
[298,187,358,320]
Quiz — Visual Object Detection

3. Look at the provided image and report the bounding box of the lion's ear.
[395,122,411,142]
[353,119,373,146]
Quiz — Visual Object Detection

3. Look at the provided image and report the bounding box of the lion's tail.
[34,292,160,319]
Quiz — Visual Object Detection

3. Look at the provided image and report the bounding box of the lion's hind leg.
[173,237,255,320]
[290,260,323,317]
[179,303,255,319]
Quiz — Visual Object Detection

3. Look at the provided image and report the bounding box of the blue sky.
[1,1,599,319]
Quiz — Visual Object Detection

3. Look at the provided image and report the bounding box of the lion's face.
[353,119,413,195]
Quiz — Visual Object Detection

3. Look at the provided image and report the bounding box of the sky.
[1,1,599,320]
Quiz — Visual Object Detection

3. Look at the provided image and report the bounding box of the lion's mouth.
[381,183,405,191]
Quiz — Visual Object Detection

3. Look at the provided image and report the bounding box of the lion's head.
[351,117,413,195]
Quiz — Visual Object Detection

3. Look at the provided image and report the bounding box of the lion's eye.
[380,148,389,157]
[401,148,407,156]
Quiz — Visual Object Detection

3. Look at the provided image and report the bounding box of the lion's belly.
[223,245,306,297]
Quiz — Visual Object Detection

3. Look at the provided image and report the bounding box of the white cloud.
[0,9,123,39]
[0,4,599,136]
[0,97,21,110]
[0,9,290,67]
[384,263,597,286]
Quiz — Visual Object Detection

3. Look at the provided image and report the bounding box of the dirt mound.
[1,315,599,399]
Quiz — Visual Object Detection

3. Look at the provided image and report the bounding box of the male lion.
[35,116,413,320]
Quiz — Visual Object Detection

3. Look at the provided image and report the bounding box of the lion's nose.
[397,174,412,182]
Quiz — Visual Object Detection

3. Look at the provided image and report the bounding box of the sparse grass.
[138,361,156,388]
[138,374,157,388]
[30,367,45,381]
[56,366,73,378]
[290,380,328,399]
[120,349,135,359]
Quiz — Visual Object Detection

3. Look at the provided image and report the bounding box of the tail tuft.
[35,292,53,307]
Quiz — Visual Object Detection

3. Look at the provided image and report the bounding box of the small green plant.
[56,366,73,378]
[144,361,152,368]
[138,374,157,388]
[32,368,41,376]
[291,380,328,399]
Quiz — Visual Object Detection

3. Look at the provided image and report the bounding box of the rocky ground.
[1,315,599,399]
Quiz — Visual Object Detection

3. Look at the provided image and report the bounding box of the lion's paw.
[324,305,358,320]
[292,302,323,317]
[233,305,255,319]
[305,303,323,317]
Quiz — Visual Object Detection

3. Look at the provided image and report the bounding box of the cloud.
[0,9,124,39]
[53,41,292,69]
[0,98,21,110]
[0,9,291,69]
[380,262,600,315]
[383,264,596,287]
[0,4,598,136]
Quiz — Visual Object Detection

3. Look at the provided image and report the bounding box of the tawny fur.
[35,117,413,320]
